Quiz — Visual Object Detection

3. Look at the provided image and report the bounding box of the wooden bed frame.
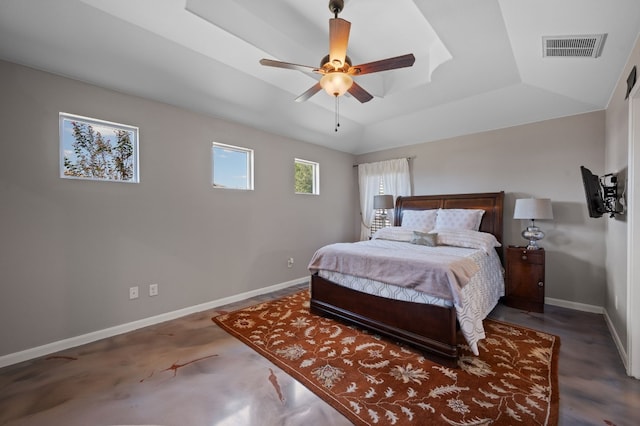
[310,191,505,366]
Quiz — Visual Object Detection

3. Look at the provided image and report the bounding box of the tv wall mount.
[601,173,622,217]
[580,165,624,218]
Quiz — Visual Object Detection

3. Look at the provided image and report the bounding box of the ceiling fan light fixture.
[320,72,353,97]
[258,0,415,108]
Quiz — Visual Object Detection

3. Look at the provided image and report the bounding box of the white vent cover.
[543,34,607,58]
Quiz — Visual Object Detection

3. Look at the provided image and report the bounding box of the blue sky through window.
[212,144,252,189]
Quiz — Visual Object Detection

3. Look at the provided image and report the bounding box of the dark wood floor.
[490,301,640,426]
[0,283,638,425]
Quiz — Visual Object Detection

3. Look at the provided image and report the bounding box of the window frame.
[294,158,320,195]
[211,142,254,190]
[59,112,140,183]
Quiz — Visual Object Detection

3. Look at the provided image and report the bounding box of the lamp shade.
[373,194,394,210]
[320,72,353,97]
[513,198,554,220]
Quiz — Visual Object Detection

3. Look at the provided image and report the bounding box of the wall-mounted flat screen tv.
[580,166,606,218]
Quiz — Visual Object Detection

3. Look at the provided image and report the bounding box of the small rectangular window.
[212,142,254,190]
[59,113,139,183]
[295,158,319,195]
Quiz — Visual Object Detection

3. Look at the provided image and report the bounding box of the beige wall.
[0,60,358,357]
[3,46,635,363]
[604,34,640,357]
[356,111,607,307]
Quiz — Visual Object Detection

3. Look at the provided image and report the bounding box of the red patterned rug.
[213,290,560,425]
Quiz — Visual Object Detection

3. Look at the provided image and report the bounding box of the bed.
[308,191,505,366]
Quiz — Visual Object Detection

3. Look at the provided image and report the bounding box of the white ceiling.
[1,0,639,154]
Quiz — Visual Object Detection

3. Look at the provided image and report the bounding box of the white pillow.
[432,229,501,254]
[371,226,415,242]
[400,209,438,231]
[435,209,485,231]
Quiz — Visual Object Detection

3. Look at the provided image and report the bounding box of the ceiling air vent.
[542,34,607,58]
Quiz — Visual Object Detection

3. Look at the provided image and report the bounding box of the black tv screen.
[580,166,606,218]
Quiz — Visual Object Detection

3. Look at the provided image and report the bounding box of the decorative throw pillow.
[435,209,485,231]
[410,231,438,247]
[401,209,438,231]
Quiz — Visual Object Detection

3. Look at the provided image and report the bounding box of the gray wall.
[355,111,607,308]
[0,60,358,357]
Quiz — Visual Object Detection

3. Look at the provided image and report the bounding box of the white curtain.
[358,158,411,240]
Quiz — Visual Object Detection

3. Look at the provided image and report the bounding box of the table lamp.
[513,198,553,250]
[373,194,394,221]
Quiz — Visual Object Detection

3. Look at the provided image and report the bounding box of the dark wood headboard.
[394,191,505,259]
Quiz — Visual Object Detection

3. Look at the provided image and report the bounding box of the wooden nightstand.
[504,246,545,313]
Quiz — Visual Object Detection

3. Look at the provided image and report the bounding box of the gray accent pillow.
[410,231,437,247]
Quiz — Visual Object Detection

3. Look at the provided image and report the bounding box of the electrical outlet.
[129,286,139,300]
[149,283,158,297]
[287,257,294,268]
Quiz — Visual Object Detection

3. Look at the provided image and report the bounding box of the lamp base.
[521,225,545,250]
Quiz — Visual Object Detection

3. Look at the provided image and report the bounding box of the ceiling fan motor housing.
[329,0,344,16]
[320,54,351,73]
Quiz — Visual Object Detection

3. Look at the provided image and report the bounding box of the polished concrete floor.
[0,283,639,426]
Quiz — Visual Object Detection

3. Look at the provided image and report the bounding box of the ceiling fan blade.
[329,18,351,68]
[348,81,374,103]
[260,58,320,74]
[350,53,416,75]
[295,83,323,102]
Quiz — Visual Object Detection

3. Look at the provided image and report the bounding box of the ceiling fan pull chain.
[335,95,341,132]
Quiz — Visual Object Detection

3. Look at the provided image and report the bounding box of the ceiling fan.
[259,0,416,104]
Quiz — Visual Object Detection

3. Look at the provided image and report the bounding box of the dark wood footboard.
[310,273,459,366]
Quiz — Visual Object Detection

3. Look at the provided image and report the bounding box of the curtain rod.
[352,156,415,168]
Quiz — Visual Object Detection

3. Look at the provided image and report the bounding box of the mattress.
[317,246,505,355]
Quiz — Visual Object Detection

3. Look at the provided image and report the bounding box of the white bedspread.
[311,242,504,355]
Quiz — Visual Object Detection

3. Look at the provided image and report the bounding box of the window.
[212,142,254,190]
[59,113,139,183]
[295,158,319,195]
[358,158,410,240]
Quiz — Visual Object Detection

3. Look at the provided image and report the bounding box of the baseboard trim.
[545,298,632,376]
[0,277,309,369]
[603,308,630,372]
[545,297,604,314]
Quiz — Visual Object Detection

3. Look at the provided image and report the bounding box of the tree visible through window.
[59,113,139,183]
[295,158,319,194]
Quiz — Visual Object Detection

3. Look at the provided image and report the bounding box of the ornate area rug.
[212,290,560,425]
